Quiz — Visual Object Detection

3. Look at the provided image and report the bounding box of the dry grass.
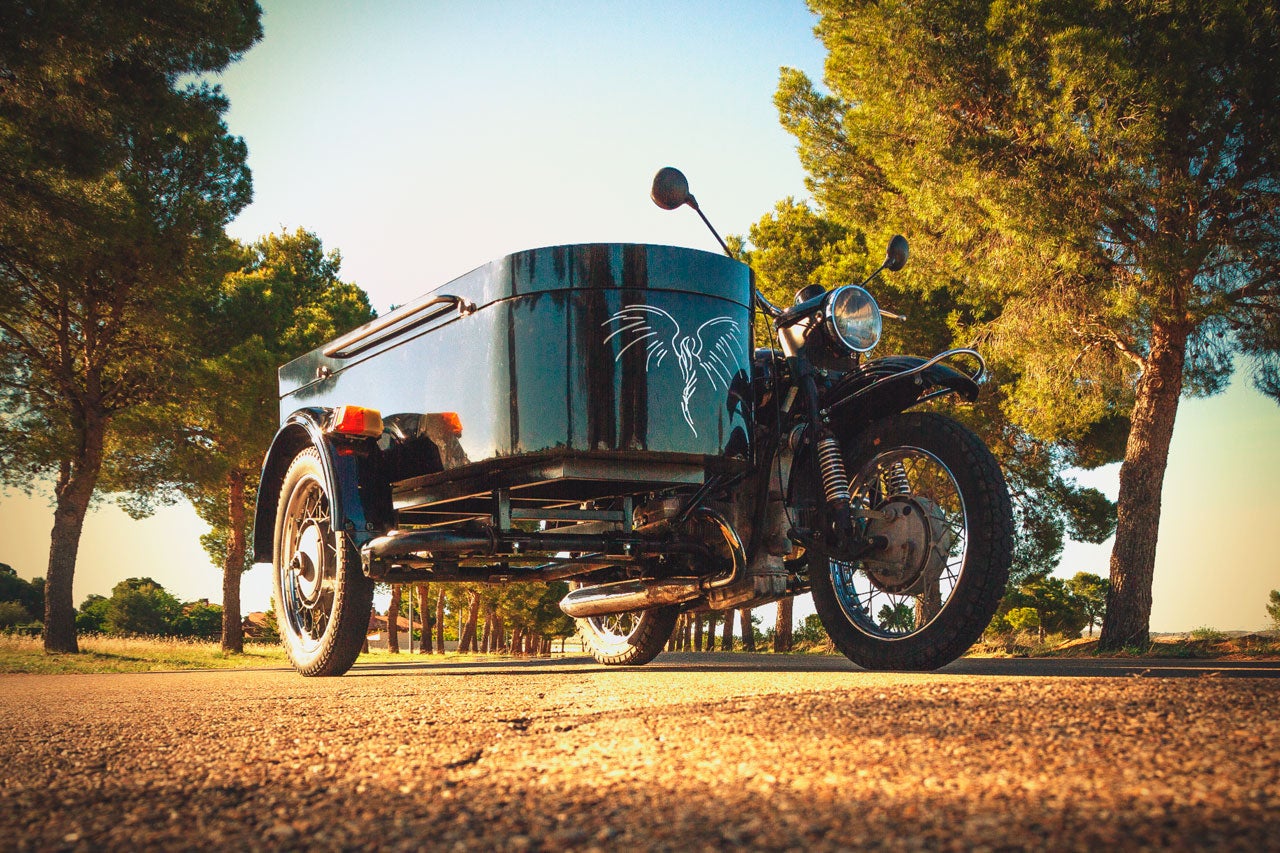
[0,633,290,674]
[0,633,568,674]
[970,630,1280,660]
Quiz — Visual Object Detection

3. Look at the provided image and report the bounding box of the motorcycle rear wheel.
[811,412,1012,671]
[574,605,679,666]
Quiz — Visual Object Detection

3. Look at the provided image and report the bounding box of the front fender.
[821,353,982,433]
[251,408,393,564]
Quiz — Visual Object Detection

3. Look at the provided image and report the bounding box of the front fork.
[792,361,858,549]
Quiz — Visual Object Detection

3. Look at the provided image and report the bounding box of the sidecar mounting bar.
[361,528,713,577]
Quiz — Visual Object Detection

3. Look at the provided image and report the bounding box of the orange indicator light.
[330,406,384,438]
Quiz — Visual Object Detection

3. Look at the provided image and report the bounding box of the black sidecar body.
[253,243,754,572]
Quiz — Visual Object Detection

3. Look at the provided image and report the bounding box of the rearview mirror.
[885,235,909,272]
[651,167,693,210]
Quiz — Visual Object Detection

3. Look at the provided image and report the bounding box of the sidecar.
[252,243,754,584]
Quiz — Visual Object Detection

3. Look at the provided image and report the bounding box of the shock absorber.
[885,460,911,496]
[816,432,852,510]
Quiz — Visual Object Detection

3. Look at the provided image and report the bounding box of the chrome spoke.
[831,446,969,641]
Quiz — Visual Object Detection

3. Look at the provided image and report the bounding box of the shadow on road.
[345,651,1280,679]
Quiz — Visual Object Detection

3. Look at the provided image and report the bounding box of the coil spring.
[885,460,911,496]
[816,435,851,507]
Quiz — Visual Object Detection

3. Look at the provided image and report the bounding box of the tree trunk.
[407,585,415,654]
[435,589,446,654]
[774,597,793,653]
[44,410,108,654]
[739,608,755,652]
[458,590,481,652]
[1099,320,1190,651]
[220,468,248,653]
[418,584,431,653]
[694,614,704,651]
[482,608,497,653]
[387,585,402,653]
[721,610,734,651]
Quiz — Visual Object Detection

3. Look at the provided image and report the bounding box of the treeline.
[986,572,1109,643]
[378,582,575,657]
[0,564,227,641]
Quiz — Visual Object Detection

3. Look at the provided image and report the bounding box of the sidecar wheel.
[272,447,375,677]
[811,412,1012,671]
[575,604,679,666]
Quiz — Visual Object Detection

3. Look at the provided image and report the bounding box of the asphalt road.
[2,653,1276,851]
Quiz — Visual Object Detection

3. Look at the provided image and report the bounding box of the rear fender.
[821,351,983,434]
[251,408,393,564]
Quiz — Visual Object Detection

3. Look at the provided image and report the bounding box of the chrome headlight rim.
[823,285,882,353]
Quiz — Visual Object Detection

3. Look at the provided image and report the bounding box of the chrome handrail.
[323,294,476,359]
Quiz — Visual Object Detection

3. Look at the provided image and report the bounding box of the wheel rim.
[830,446,968,641]
[585,611,643,644]
[279,473,338,651]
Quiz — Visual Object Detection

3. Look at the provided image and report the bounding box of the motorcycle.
[254,167,1013,676]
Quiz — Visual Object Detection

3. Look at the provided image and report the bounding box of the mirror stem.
[688,200,732,258]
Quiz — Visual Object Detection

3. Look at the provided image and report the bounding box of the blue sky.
[1,0,1276,630]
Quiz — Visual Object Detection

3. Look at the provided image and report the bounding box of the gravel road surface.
[2,654,1276,851]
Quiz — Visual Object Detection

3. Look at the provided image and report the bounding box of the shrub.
[0,601,34,629]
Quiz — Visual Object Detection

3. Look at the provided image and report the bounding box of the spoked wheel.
[273,447,374,676]
[811,412,1012,671]
[575,602,680,666]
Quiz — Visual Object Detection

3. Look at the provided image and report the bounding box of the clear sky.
[1,0,1276,631]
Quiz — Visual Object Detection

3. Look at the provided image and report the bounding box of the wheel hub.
[290,521,325,605]
[861,496,952,594]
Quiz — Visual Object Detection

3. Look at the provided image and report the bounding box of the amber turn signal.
[329,405,384,438]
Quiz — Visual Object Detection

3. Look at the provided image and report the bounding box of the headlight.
[824,285,882,352]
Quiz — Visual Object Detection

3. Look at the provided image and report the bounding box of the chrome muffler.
[558,506,746,618]
[558,579,704,618]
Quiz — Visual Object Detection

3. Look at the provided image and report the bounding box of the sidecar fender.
[251,408,393,564]
[820,353,982,432]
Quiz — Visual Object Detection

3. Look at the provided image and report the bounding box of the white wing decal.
[603,306,743,437]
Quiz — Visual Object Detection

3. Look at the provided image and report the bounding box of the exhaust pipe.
[559,579,705,618]
[560,506,746,618]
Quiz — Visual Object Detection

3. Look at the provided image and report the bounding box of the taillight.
[329,406,383,438]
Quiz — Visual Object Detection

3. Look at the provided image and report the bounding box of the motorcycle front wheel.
[811,412,1013,671]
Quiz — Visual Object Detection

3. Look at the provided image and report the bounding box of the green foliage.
[793,613,830,648]
[1189,626,1227,642]
[990,572,1092,639]
[783,0,1280,420]
[76,594,109,634]
[1004,607,1041,634]
[1066,572,1110,636]
[1268,590,1280,632]
[0,563,43,622]
[877,602,913,632]
[172,601,223,641]
[102,577,183,637]
[0,0,263,488]
[0,601,35,629]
